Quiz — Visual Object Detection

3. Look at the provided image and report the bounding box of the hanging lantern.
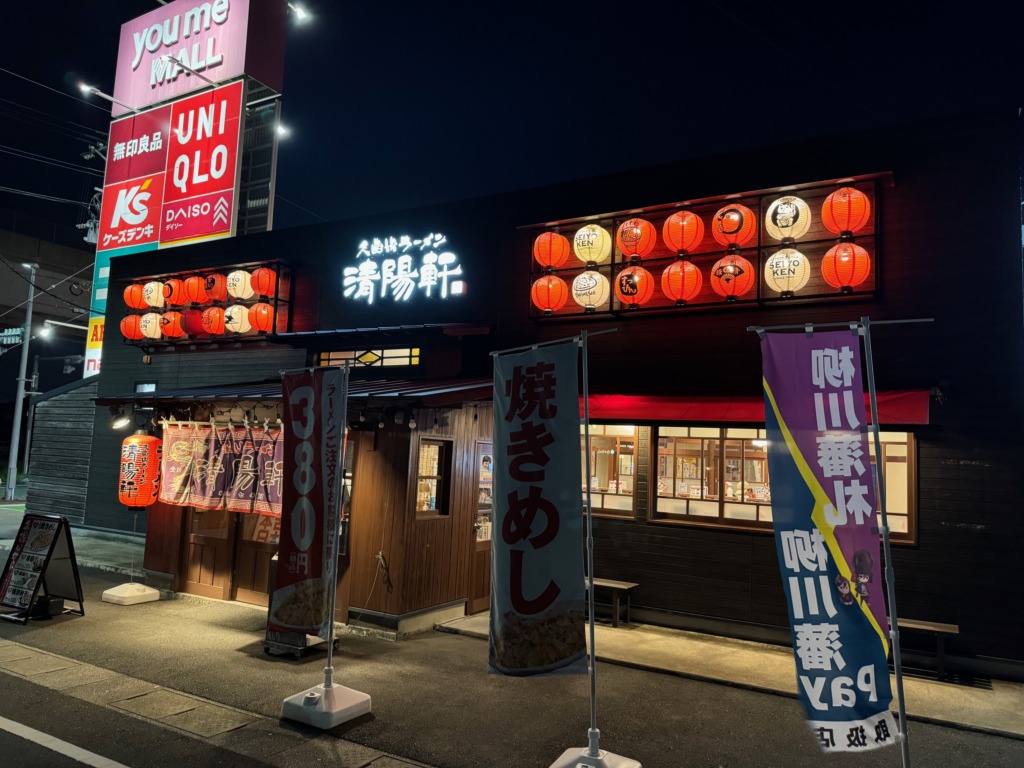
[205,273,228,303]
[571,271,610,311]
[711,204,756,248]
[710,254,755,300]
[143,281,165,308]
[251,267,277,297]
[572,224,612,265]
[124,284,148,310]
[224,304,252,333]
[764,196,812,241]
[662,211,705,254]
[120,315,144,341]
[822,242,871,291]
[763,248,811,296]
[118,431,162,508]
[248,302,275,333]
[182,309,205,336]
[533,232,571,269]
[201,306,226,335]
[530,275,569,314]
[661,261,703,304]
[139,312,163,339]
[161,311,186,338]
[615,218,656,259]
[162,278,186,306]
[226,269,255,300]
[821,187,871,234]
[614,266,655,307]
[183,275,208,304]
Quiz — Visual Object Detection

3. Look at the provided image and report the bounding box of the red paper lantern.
[160,311,186,338]
[615,266,655,307]
[183,275,208,304]
[251,267,277,297]
[248,302,275,332]
[533,232,571,269]
[119,431,162,508]
[124,284,148,310]
[711,204,756,248]
[616,218,657,259]
[182,309,205,336]
[822,243,872,290]
[120,315,144,340]
[710,254,755,300]
[530,275,569,314]
[163,278,186,306]
[822,187,871,235]
[662,211,704,254]
[201,306,226,335]
[205,273,228,303]
[661,261,703,304]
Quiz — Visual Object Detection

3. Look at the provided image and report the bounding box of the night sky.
[1,1,1021,236]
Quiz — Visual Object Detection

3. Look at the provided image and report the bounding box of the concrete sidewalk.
[3,502,1023,760]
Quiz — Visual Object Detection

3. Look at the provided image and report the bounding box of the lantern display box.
[528,177,882,320]
[120,262,291,347]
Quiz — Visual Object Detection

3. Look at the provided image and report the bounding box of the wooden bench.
[585,578,639,627]
[894,617,960,680]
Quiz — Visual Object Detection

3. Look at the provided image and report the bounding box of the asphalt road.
[2,567,1023,768]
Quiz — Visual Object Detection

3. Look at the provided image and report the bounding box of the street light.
[288,3,310,21]
[6,262,37,500]
[162,54,217,85]
[78,83,137,113]
[39,319,89,338]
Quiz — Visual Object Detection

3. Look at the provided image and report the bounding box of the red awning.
[582,389,930,425]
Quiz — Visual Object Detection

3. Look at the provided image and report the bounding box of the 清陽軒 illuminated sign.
[342,233,466,305]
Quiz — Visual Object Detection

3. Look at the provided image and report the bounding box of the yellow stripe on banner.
[763,377,890,656]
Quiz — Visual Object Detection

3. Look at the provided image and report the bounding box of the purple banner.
[761,330,897,753]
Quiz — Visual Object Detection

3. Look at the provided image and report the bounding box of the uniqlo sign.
[96,80,243,255]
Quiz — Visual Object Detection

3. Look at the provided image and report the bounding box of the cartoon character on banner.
[834,574,855,606]
[852,550,873,604]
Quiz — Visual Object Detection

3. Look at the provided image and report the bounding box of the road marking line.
[0,714,132,768]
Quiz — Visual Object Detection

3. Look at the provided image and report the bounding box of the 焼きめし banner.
[761,330,897,753]
[268,367,348,640]
[489,341,586,676]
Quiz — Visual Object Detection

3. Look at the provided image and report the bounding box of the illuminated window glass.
[580,424,637,518]
[318,348,421,367]
[415,437,451,517]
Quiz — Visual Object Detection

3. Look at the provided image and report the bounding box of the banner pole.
[323,363,351,691]
[580,330,600,757]
[861,316,911,768]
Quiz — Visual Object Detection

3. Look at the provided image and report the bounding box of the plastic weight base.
[101,583,160,605]
[280,683,371,729]
[549,748,642,768]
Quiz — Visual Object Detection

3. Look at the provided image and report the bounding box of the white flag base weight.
[549,748,642,768]
[280,684,371,729]
[101,583,160,605]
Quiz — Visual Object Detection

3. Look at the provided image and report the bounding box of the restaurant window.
[415,437,452,517]
[581,424,638,518]
[319,348,420,367]
[652,426,916,543]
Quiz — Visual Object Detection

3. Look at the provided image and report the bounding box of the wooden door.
[233,514,280,607]
[467,441,493,614]
[181,508,236,600]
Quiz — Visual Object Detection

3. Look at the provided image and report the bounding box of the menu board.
[0,514,84,624]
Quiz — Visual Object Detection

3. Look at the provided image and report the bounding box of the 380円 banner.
[761,330,897,753]
[489,341,586,676]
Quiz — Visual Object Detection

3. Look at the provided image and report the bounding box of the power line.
[0,144,104,177]
[0,258,98,321]
[276,194,329,222]
[0,66,110,114]
[0,96,107,141]
[0,185,94,207]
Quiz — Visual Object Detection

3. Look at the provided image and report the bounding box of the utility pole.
[6,263,37,501]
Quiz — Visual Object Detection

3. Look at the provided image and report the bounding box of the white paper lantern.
[139,312,163,339]
[764,248,811,295]
[143,281,165,308]
[764,196,812,241]
[572,224,612,264]
[226,270,254,300]
[224,304,252,333]
[571,271,610,311]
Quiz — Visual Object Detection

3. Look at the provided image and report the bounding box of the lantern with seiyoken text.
[763,248,810,296]
[662,211,704,255]
[822,242,871,292]
[124,284,148,310]
[661,260,703,304]
[248,302,275,333]
[712,204,756,248]
[822,187,871,235]
[616,218,656,259]
[120,315,144,341]
[614,266,655,307]
[143,281,165,308]
[139,312,163,339]
[251,267,277,297]
[530,275,569,314]
[224,304,252,333]
[226,270,255,300]
[573,224,612,264]
[710,254,755,300]
[118,431,161,508]
[533,232,571,269]
[571,271,610,311]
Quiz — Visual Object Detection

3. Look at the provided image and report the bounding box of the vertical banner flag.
[490,341,586,675]
[761,330,897,753]
[269,368,347,641]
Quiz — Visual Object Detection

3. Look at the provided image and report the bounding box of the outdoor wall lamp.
[110,406,131,430]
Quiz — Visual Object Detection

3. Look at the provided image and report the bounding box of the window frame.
[581,424,640,520]
[413,436,453,519]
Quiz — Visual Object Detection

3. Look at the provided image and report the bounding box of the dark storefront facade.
[30,108,1023,678]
